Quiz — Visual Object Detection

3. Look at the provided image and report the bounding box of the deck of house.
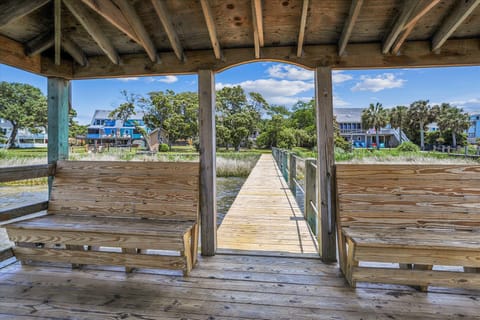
[1,156,479,319]
[217,154,318,257]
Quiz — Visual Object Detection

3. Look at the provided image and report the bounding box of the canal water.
[0,177,246,250]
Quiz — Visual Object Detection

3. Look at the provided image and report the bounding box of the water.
[0,177,246,249]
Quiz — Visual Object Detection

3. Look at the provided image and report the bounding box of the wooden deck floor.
[1,255,479,319]
[217,154,318,257]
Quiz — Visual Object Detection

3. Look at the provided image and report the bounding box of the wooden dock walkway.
[217,154,318,257]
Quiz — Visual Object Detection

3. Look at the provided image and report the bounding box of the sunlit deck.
[1,255,479,319]
[217,154,318,257]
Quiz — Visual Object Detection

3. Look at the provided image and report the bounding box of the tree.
[437,103,470,148]
[109,90,138,123]
[0,82,47,149]
[389,105,408,143]
[69,108,87,138]
[361,102,388,150]
[407,100,434,150]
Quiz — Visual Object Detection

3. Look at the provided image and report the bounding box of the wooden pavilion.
[0,1,479,318]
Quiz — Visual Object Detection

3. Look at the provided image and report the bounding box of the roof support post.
[198,69,217,256]
[314,67,337,262]
[47,77,70,194]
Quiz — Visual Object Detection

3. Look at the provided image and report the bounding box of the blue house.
[86,110,150,146]
[468,114,480,144]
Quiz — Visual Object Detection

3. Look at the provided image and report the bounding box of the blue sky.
[1,62,479,125]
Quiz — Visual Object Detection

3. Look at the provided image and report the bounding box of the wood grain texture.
[0,201,48,222]
[0,164,53,183]
[217,154,318,257]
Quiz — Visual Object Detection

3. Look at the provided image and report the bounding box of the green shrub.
[159,143,169,152]
[0,149,7,159]
[396,141,420,152]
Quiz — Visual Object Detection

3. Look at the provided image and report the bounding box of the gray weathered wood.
[338,0,363,56]
[314,67,336,262]
[0,164,54,183]
[54,0,61,65]
[151,0,185,61]
[296,0,309,57]
[289,153,296,194]
[0,0,50,27]
[62,35,88,67]
[432,0,480,51]
[0,248,14,263]
[382,0,417,54]
[25,31,54,57]
[63,0,120,64]
[304,159,316,234]
[198,69,217,256]
[200,0,222,60]
[47,77,70,193]
[0,201,48,222]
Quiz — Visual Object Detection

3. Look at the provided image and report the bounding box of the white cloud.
[158,75,178,83]
[332,71,353,84]
[334,96,351,107]
[266,64,313,81]
[351,73,406,92]
[116,77,139,82]
[216,78,314,106]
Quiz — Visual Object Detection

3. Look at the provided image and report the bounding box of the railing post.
[304,159,316,235]
[289,153,296,195]
[282,150,288,181]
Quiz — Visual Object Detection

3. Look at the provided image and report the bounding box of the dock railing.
[0,163,54,264]
[272,147,318,235]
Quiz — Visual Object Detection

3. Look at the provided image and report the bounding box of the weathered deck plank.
[217,154,318,256]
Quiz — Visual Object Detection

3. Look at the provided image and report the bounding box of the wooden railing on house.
[272,147,319,236]
[0,163,54,264]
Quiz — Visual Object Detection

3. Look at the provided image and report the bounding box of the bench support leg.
[414,264,433,292]
[191,224,199,267]
[337,233,348,276]
[464,267,480,273]
[345,238,358,288]
[122,248,140,273]
[66,245,85,269]
[183,231,193,276]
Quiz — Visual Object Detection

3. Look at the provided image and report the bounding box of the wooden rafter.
[296,0,309,57]
[338,0,363,56]
[151,0,185,61]
[113,0,158,62]
[25,31,54,57]
[251,0,260,58]
[391,0,440,55]
[54,0,61,65]
[382,0,417,54]
[63,0,119,65]
[200,0,222,60]
[0,0,50,27]
[252,0,264,47]
[432,0,480,51]
[62,35,88,67]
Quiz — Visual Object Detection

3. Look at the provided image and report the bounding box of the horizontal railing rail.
[0,164,55,183]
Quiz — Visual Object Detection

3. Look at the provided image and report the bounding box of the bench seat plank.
[7,215,194,236]
[343,227,480,251]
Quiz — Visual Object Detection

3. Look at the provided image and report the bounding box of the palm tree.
[361,102,388,150]
[407,100,433,150]
[437,103,470,148]
[389,105,408,144]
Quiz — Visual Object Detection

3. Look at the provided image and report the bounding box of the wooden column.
[198,69,217,256]
[47,77,70,193]
[314,67,337,262]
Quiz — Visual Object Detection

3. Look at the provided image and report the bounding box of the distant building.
[334,108,409,148]
[0,118,47,148]
[86,110,151,147]
[468,114,480,144]
[427,122,439,132]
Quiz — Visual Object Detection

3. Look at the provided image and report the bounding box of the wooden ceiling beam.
[382,0,417,54]
[338,0,363,56]
[25,31,54,57]
[0,34,42,74]
[252,0,264,47]
[391,0,440,55]
[54,0,61,66]
[0,0,50,27]
[65,39,480,79]
[296,0,309,57]
[62,35,88,67]
[113,0,158,62]
[151,0,185,61]
[251,0,261,58]
[63,0,120,65]
[432,0,480,51]
[200,0,222,60]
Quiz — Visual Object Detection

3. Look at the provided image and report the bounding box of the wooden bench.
[335,164,480,290]
[5,161,199,276]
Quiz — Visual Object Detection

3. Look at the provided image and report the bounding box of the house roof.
[0,1,479,79]
[334,108,363,123]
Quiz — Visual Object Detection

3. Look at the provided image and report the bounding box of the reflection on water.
[216,177,245,226]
